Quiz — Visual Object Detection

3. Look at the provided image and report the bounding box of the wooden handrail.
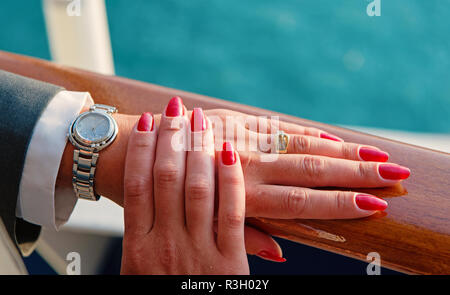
[1,51,449,274]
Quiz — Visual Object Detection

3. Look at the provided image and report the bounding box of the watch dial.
[76,113,111,143]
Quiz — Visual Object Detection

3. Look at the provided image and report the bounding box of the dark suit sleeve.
[0,70,64,256]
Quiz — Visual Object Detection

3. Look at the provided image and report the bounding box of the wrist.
[57,112,155,207]
[92,113,135,205]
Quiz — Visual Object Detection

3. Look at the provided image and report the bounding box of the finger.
[254,153,410,187]
[185,109,215,243]
[256,133,389,161]
[244,226,286,262]
[123,113,156,235]
[213,222,286,262]
[153,96,188,229]
[246,184,387,219]
[217,142,246,255]
[253,116,343,141]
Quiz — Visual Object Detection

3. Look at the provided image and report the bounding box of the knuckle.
[293,136,311,153]
[154,162,181,188]
[357,162,371,178]
[186,176,212,201]
[223,173,244,187]
[124,176,150,198]
[300,156,325,179]
[224,213,244,229]
[335,191,350,211]
[191,133,209,152]
[309,127,321,136]
[133,134,154,148]
[341,144,354,159]
[284,189,308,216]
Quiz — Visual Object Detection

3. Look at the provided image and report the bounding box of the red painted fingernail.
[359,147,389,162]
[137,112,154,131]
[320,132,344,142]
[355,194,388,211]
[257,250,287,263]
[379,164,411,180]
[165,96,184,117]
[191,108,207,132]
[222,142,236,165]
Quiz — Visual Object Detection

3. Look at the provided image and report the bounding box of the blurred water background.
[1,0,449,133]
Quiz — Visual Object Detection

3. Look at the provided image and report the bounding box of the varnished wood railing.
[1,51,449,274]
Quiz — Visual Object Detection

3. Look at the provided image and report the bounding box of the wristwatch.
[68,104,118,201]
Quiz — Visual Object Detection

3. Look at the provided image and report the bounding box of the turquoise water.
[1,0,449,133]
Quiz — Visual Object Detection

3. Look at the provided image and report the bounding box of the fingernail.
[165,96,184,117]
[379,164,411,180]
[355,194,388,211]
[137,112,154,132]
[320,132,344,142]
[222,142,236,165]
[191,107,207,132]
[257,250,287,263]
[359,147,389,162]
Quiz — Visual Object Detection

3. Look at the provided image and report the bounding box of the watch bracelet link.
[72,149,100,201]
[90,104,117,114]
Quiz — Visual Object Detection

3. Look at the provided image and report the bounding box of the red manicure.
[320,132,344,142]
[191,108,207,132]
[355,194,388,211]
[257,250,287,263]
[222,142,236,165]
[137,112,154,131]
[359,147,389,162]
[379,164,411,180]
[165,96,184,117]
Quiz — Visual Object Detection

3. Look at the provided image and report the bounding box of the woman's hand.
[142,103,408,221]
[121,101,249,274]
[201,108,410,219]
[60,97,410,263]
[120,98,411,263]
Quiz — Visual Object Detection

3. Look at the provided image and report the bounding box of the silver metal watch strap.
[90,104,117,114]
[71,104,118,201]
[72,149,100,201]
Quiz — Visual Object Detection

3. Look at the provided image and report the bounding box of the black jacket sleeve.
[0,70,64,256]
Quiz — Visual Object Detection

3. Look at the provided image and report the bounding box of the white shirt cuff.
[16,90,94,230]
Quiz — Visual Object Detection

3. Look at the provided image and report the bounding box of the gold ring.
[273,130,289,154]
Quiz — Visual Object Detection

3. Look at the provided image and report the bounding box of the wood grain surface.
[1,51,448,274]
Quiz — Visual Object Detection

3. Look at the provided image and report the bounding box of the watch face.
[74,112,113,144]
